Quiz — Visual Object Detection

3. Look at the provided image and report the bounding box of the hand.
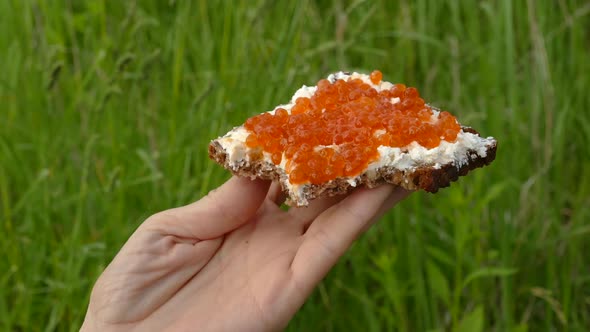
[81,177,409,332]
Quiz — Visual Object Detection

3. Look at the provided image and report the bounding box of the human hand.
[81,177,409,332]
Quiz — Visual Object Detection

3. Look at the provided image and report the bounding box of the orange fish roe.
[244,70,461,185]
[370,70,382,84]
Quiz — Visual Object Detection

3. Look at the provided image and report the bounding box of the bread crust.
[209,126,497,206]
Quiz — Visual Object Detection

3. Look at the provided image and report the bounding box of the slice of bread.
[209,72,497,206]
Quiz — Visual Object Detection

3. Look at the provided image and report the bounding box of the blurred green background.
[1,0,589,331]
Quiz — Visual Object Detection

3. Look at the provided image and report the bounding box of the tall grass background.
[1,1,589,331]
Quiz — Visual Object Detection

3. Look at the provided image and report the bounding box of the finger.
[360,187,412,233]
[146,176,271,240]
[266,181,287,206]
[289,184,398,292]
[287,194,346,231]
[378,187,411,215]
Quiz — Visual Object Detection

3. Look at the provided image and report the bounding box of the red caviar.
[244,70,461,185]
[370,70,382,84]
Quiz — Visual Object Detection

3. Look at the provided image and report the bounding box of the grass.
[1,0,589,330]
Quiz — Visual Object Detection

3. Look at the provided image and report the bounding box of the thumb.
[148,176,271,240]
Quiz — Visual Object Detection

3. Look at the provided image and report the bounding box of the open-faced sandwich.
[209,70,497,206]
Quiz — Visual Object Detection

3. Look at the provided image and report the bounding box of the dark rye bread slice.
[208,126,497,206]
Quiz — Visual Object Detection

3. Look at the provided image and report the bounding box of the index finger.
[289,185,409,294]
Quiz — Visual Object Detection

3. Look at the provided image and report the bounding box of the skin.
[81,177,410,332]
